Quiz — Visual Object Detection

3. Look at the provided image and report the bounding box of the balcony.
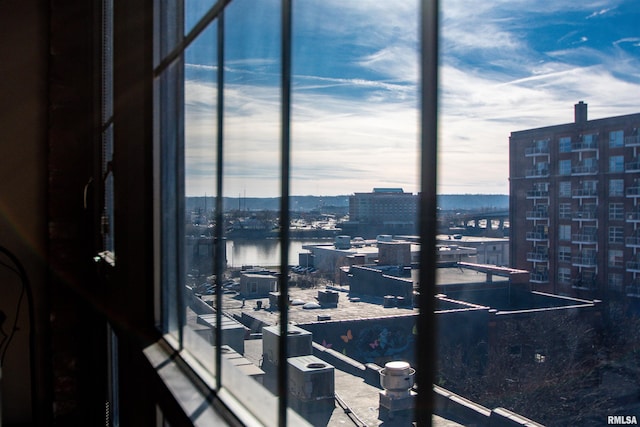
[572,188,598,198]
[526,189,549,199]
[625,135,640,147]
[626,261,640,272]
[626,187,640,198]
[527,251,549,262]
[526,231,548,241]
[572,279,597,291]
[525,143,550,157]
[572,207,597,221]
[572,256,597,267]
[526,208,549,220]
[525,168,549,178]
[571,139,598,152]
[530,272,549,283]
[627,211,640,222]
[626,279,640,297]
[572,233,598,244]
[626,159,640,173]
[571,163,598,176]
[625,236,640,248]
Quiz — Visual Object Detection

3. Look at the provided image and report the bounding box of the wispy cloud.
[586,8,613,19]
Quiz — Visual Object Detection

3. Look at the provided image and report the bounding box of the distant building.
[437,235,508,266]
[343,188,418,238]
[302,236,476,283]
[348,264,414,301]
[239,271,278,297]
[510,102,640,301]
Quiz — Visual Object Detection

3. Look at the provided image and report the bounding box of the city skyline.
[184,0,640,197]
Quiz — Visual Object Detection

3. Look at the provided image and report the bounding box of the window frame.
[140,0,440,426]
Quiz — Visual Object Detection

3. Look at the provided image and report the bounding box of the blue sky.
[183,0,640,197]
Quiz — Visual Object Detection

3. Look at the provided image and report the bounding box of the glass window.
[559,159,571,175]
[154,1,425,425]
[609,273,623,290]
[558,246,571,263]
[558,267,571,284]
[608,249,623,267]
[609,226,624,244]
[610,179,624,197]
[559,224,571,241]
[559,181,571,197]
[559,203,572,219]
[559,136,571,152]
[609,202,624,221]
[610,130,624,147]
[610,155,624,173]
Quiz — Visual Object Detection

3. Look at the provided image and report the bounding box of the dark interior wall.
[0,0,49,424]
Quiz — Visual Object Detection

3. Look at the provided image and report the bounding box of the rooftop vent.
[379,361,416,414]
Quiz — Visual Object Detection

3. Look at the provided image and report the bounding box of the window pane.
[290,2,420,424]
[221,1,282,424]
[182,19,219,374]
[184,0,217,35]
[610,129,624,147]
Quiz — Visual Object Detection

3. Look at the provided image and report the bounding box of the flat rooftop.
[218,286,416,327]
[436,234,508,243]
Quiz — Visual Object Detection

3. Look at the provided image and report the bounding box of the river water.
[225,239,332,268]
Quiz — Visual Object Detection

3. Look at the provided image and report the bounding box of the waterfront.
[225,238,331,268]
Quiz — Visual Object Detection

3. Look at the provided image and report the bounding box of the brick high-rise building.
[510,102,640,299]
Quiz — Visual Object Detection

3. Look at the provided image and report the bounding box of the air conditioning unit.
[288,355,334,402]
[262,325,312,366]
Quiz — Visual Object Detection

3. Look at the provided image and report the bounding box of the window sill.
[143,337,251,426]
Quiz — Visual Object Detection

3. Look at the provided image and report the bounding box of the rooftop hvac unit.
[334,235,351,249]
[317,289,339,306]
[288,355,335,402]
[262,325,312,366]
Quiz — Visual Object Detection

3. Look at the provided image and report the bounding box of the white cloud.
[182,0,640,196]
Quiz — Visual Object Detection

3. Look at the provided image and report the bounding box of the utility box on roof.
[262,324,312,366]
[288,355,335,402]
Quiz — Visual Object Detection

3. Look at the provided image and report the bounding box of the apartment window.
[559,203,572,219]
[610,179,624,197]
[558,246,571,263]
[608,273,623,291]
[610,130,624,148]
[559,224,571,241]
[559,136,571,153]
[610,155,624,173]
[609,226,624,244]
[558,267,571,284]
[609,202,624,221]
[152,1,431,425]
[608,249,623,267]
[559,159,571,175]
[559,181,571,197]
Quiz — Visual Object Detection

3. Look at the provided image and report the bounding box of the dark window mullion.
[175,0,186,349]
[214,8,225,391]
[278,0,292,425]
[418,0,439,426]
